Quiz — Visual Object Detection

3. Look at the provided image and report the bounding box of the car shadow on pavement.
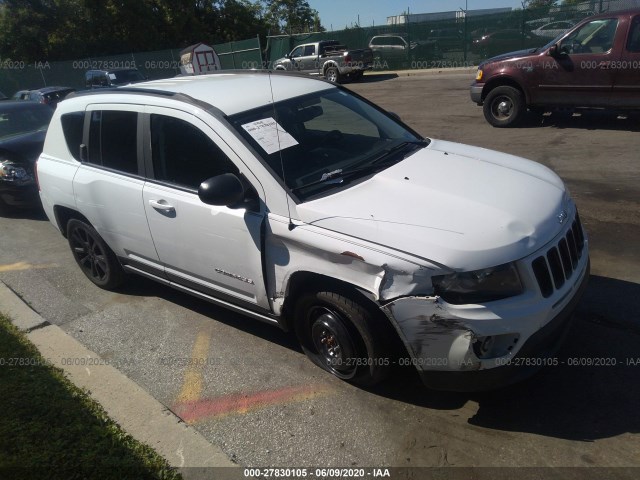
[120,274,302,353]
[0,207,48,221]
[122,271,640,441]
[520,110,640,131]
[370,275,640,441]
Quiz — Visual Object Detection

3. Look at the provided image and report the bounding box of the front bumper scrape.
[382,259,590,392]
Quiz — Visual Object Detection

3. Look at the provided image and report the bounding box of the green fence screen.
[265,0,640,70]
[0,37,262,96]
[1,0,638,96]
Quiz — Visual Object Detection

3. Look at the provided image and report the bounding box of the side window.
[290,47,304,58]
[150,115,239,190]
[87,110,139,175]
[627,16,640,52]
[303,45,315,56]
[60,112,85,161]
[560,19,618,54]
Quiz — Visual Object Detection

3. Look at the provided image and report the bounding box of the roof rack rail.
[65,88,221,117]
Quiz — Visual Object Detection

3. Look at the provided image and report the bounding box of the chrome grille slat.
[531,213,586,298]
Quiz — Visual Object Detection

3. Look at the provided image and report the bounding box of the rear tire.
[483,86,525,127]
[67,219,125,290]
[324,67,342,84]
[294,290,391,387]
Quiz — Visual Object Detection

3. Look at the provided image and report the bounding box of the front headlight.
[432,262,523,305]
[475,69,483,81]
[0,160,33,183]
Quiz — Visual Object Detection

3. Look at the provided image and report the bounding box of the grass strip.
[0,313,182,480]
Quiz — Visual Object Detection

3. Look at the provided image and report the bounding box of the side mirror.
[548,42,566,57]
[198,173,245,207]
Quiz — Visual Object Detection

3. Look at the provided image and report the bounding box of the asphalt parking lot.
[1,72,639,472]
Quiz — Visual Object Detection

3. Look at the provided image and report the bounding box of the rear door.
[72,105,162,273]
[141,107,269,309]
[611,14,640,107]
[537,17,621,106]
[297,44,320,74]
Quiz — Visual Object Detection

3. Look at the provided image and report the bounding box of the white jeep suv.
[37,72,589,391]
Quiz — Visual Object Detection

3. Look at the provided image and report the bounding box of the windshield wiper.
[366,139,429,166]
[291,139,428,194]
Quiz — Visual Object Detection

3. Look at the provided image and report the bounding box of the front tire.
[294,291,391,387]
[483,86,525,127]
[67,219,125,290]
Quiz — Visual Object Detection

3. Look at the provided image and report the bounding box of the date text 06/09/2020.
[243,468,391,478]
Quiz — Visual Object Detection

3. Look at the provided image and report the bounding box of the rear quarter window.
[60,112,84,161]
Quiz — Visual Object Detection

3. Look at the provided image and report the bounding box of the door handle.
[148,199,175,212]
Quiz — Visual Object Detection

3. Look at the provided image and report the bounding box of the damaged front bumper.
[381,256,590,392]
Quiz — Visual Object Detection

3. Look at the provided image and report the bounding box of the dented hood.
[295,139,569,271]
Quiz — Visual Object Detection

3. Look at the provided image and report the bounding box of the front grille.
[532,212,586,298]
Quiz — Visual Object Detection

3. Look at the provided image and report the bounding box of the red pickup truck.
[470,9,640,127]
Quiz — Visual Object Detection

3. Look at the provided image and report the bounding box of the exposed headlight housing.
[0,160,33,184]
[475,69,483,81]
[432,262,523,305]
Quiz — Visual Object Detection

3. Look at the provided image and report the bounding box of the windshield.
[541,30,571,50]
[228,89,425,200]
[0,105,52,140]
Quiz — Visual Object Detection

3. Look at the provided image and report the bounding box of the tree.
[214,0,270,42]
[262,0,323,34]
[0,0,272,61]
[522,0,557,8]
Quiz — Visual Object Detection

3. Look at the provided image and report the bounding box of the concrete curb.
[0,280,237,478]
[366,66,477,77]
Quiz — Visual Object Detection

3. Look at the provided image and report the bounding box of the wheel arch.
[280,271,407,356]
[53,205,92,238]
[322,61,339,75]
[482,75,529,104]
[281,271,378,331]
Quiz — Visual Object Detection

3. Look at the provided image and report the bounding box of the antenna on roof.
[267,70,295,231]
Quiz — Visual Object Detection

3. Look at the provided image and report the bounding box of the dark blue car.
[0,101,53,211]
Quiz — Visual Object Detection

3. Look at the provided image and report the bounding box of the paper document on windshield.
[241,118,298,155]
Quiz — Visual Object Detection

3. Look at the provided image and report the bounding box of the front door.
[536,17,620,106]
[141,107,269,309]
[611,14,640,108]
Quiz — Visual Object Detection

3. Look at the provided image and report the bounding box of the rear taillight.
[35,160,40,191]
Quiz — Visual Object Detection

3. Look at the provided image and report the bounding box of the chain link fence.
[0,0,638,96]
[0,37,262,97]
[265,0,640,70]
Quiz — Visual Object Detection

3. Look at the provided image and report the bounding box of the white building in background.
[387,8,512,25]
[387,0,640,26]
